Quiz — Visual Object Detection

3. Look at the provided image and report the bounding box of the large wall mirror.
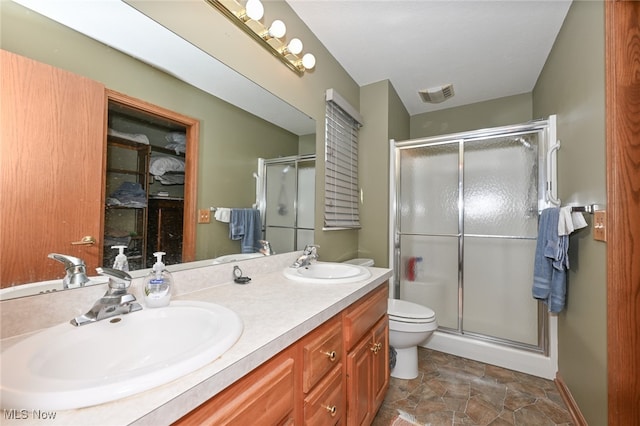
[1,0,316,299]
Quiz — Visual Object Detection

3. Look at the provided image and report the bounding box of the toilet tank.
[343,258,375,267]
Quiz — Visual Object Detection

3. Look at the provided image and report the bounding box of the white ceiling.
[286,0,572,115]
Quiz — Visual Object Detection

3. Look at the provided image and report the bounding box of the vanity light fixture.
[206,0,316,75]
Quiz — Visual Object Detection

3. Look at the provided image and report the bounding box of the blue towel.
[229,209,262,253]
[532,208,569,313]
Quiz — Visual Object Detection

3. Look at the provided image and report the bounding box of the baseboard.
[555,372,588,426]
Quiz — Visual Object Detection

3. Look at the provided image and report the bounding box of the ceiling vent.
[419,84,455,104]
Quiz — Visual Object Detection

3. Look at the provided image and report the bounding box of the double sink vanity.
[0,252,392,425]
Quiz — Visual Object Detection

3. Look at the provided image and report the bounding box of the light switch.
[198,209,211,224]
[593,210,606,242]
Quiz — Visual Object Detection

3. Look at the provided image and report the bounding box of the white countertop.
[0,255,391,426]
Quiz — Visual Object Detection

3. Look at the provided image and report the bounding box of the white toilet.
[343,258,438,380]
[387,298,437,379]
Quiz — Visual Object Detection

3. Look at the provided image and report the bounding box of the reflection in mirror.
[261,155,316,254]
[1,1,316,300]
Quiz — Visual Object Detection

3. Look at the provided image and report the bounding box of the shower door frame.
[390,117,558,355]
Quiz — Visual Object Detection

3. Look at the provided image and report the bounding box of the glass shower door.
[394,122,550,352]
[463,133,541,346]
[398,142,460,330]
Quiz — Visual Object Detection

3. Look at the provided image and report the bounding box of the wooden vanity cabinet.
[175,282,389,426]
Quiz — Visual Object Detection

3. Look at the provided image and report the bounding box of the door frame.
[605,0,640,422]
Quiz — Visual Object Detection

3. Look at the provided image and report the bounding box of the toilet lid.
[388,298,436,321]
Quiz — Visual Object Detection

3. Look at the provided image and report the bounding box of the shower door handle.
[546,140,561,206]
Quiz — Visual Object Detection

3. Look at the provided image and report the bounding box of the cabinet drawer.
[304,364,344,426]
[174,349,295,425]
[302,315,343,393]
[343,283,388,351]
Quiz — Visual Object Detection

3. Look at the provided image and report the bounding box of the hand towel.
[533,208,569,313]
[229,208,262,253]
[558,206,589,236]
[571,211,588,231]
[558,206,574,236]
[214,207,231,223]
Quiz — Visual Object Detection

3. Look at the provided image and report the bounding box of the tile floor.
[372,348,574,426]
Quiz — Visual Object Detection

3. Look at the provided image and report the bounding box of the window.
[324,89,363,229]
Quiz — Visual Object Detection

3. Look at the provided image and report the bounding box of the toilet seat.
[388,298,436,323]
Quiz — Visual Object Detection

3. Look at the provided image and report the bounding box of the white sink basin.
[283,262,372,284]
[211,252,265,264]
[0,301,243,410]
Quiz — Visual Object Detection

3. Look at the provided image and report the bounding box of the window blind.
[324,93,362,229]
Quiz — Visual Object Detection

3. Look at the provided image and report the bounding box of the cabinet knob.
[370,342,383,354]
[325,405,337,417]
[71,236,97,246]
[324,350,337,362]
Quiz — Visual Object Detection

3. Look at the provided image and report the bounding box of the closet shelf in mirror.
[151,145,185,157]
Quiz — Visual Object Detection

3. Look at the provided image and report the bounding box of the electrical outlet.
[198,209,211,224]
[593,210,606,242]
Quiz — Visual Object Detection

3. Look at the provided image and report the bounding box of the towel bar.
[570,204,603,214]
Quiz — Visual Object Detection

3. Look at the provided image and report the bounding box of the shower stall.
[257,155,316,254]
[390,116,559,378]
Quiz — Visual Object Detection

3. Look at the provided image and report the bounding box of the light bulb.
[268,20,286,39]
[302,53,316,70]
[287,38,303,55]
[245,0,263,21]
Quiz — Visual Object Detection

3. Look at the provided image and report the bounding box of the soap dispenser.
[111,245,129,271]
[143,251,173,308]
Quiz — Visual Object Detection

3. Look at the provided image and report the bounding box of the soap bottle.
[143,251,173,308]
[111,245,129,271]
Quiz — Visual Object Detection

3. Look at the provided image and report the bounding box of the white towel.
[572,212,588,230]
[558,206,588,236]
[214,208,231,223]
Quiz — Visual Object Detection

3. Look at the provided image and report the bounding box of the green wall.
[358,80,410,267]
[532,1,607,424]
[410,93,533,138]
[0,1,299,260]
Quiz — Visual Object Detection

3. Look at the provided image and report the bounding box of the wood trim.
[554,373,587,426]
[605,1,640,424]
[105,89,199,263]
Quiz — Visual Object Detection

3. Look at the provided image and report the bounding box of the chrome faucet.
[291,245,320,268]
[48,253,90,289]
[258,240,275,256]
[71,267,142,326]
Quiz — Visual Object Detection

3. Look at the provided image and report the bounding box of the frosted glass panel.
[463,237,538,345]
[296,164,315,229]
[399,143,459,235]
[296,229,314,250]
[265,227,294,254]
[400,235,458,329]
[265,163,296,228]
[464,134,539,237]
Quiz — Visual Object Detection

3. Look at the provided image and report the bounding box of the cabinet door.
[346,334,373,426]
[1,50,105,286]
[371,316,390,412]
